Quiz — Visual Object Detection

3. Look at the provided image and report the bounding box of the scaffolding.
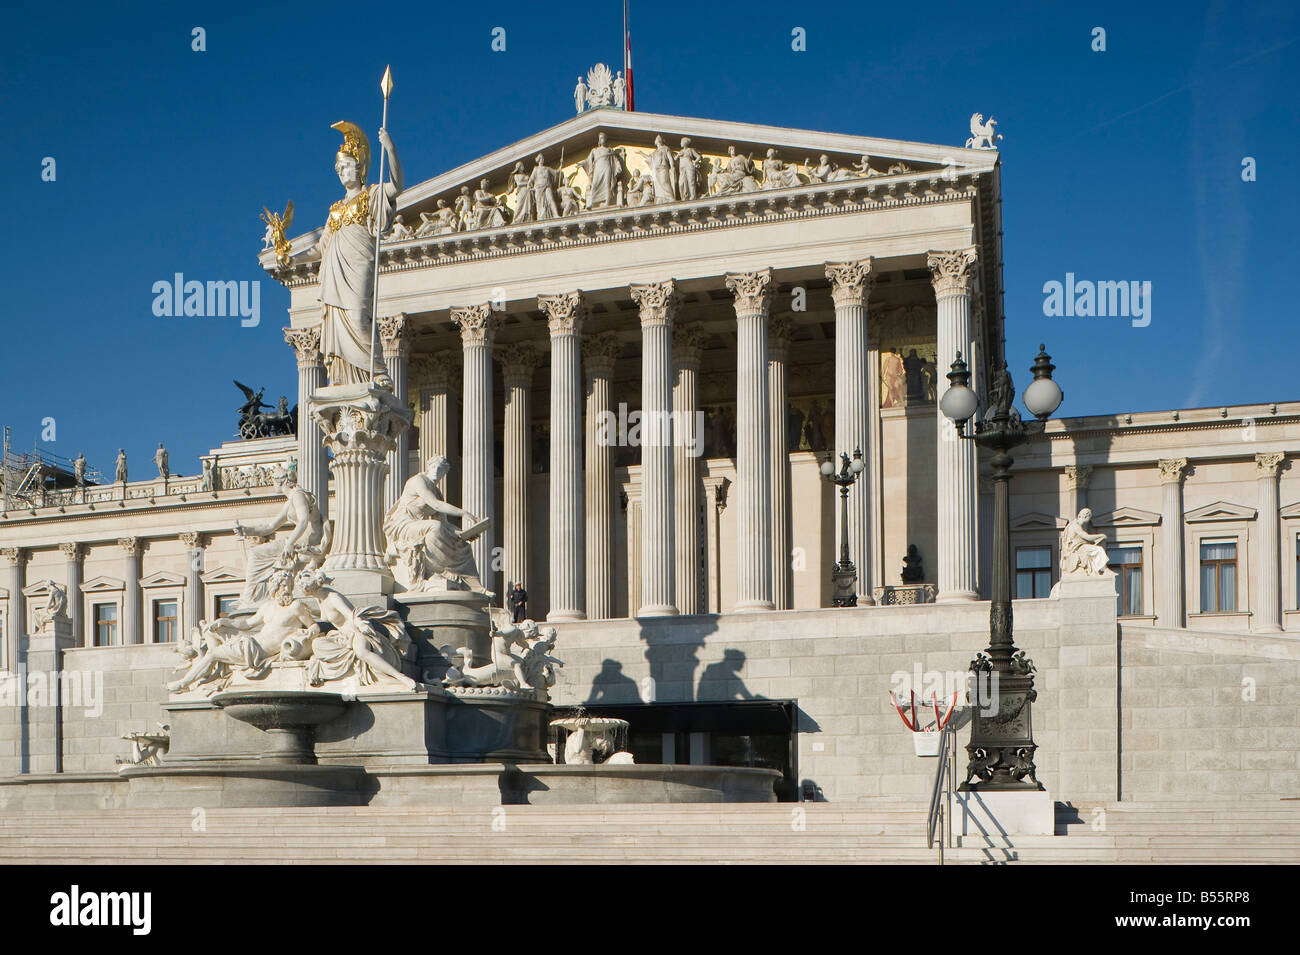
[1,426,103,510]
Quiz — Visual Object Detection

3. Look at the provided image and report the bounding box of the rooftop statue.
[581,132,626,209]
[234,380,296,438]
[316,120,403,386]
[966,113,1001,150]
[259,200,294,267]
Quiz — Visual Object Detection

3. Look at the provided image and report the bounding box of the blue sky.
[2,0,1297,479]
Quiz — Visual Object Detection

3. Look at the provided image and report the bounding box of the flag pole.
[369,65,394,384]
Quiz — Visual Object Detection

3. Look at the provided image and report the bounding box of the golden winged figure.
[260,200,295,267]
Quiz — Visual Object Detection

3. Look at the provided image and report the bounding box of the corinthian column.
[1254,452,1285,632]
[284,325,330,520]
[1157,457,1188,628]
[928,248,980,602]
[826,260,875,605]
[768,317,793,609]
[0,548,26,669]
[1065,465,1093,517]
[378,313,413,512]
[176,534,204,639]
[630,281,679,617]
[674,324,708,614]
[726,268,776,612]
[59,542,84,646]
[499,342,538,596]
[539,292,587,621]
[452,305,501,585]
[583,333,621,619]
[411,352,454,493]
[119,537,143,645]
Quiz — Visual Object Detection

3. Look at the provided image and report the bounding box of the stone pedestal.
[21,618,76,775]
[398,589,493,672]
[956,789,1055,836]
[310,382,413,605]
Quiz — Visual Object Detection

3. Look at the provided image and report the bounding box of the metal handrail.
[926,721,959,863]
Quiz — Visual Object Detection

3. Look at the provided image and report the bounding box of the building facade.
[2,109,1297,802]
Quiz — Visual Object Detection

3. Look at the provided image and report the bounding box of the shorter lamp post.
[940,345,1063,791]
[820,448,864,607]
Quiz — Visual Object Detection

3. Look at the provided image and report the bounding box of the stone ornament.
[926,248,979,297]
[116,724,170,770]
[574,63,627,112]
[451,304,501,347]
[442,611,563,701]
[630,280,678,327]
[283,325,323,367]
[376,312,412,359]
[1059,508,1113,577]
[32,581,69,633]
[166,567,417,696]
[1157,457,1188,484]
[966,113,1002,150]
[582,332,622,377]
[1064,465,1093,490]
[673,323,710,368]
[383,454,490,594]
[538,291,587,336]
[724,269,774,314]
[498,342,539,383]
[826,259,875,307]
[233,464,330,606]
[1255,451,1285,477]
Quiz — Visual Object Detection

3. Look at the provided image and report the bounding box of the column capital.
[58,542,85,561]
[1255,451,1286,478]
[1064,465,1093,490]
[411,352,454,390]
[538,291,587,336]
[283,324,323,367]
[118,537,144,558]
[673,323,710,369]
[498,342,540,385]
[926,248,979,298]
[451,304,501,347]
[1157,457,1189,485]
[377,312,413,359]
[0,547,27,567]
[825,259,875,307]
[582,332,622,379]
[768,316,793,360]
[629,281,678,328]
[724,269,773,315]
[177,532,206,550]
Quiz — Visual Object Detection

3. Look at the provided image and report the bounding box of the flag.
[624,0,635,111]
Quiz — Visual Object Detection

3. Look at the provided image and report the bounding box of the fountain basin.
[212,691,347,765]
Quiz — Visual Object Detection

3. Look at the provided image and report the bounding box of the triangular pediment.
[140,570,187,589]
[21,579,63,598]
[1185,501,1257,523]
[200,565,244,586]
[1281,501,1300,519]
[1011,512,1067,531]
[267,109,999,267]
[1092,506,1161,528]
[80,575,125,593]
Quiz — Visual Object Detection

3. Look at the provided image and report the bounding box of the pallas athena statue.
[317,120,404,386]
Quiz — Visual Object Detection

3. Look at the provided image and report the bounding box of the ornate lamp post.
[940,345,1063,791]
[820,448,865,607]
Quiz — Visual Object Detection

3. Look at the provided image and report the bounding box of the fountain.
[550,713,634,765]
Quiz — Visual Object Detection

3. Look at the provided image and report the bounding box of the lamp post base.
[831,560,858,607]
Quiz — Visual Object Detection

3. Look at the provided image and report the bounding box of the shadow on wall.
[586,659,640,704]
[638,614,719,702]
[696,648,761,702]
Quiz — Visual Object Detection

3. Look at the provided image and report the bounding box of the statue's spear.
[369,65,394,383]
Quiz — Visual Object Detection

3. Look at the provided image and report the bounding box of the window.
[1015,546,1052,598]
[215,595,239,619]
[93,602,119,647]
[153,599,179,643]
[1108,544,1143,616]
[1200,540,1237,613]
